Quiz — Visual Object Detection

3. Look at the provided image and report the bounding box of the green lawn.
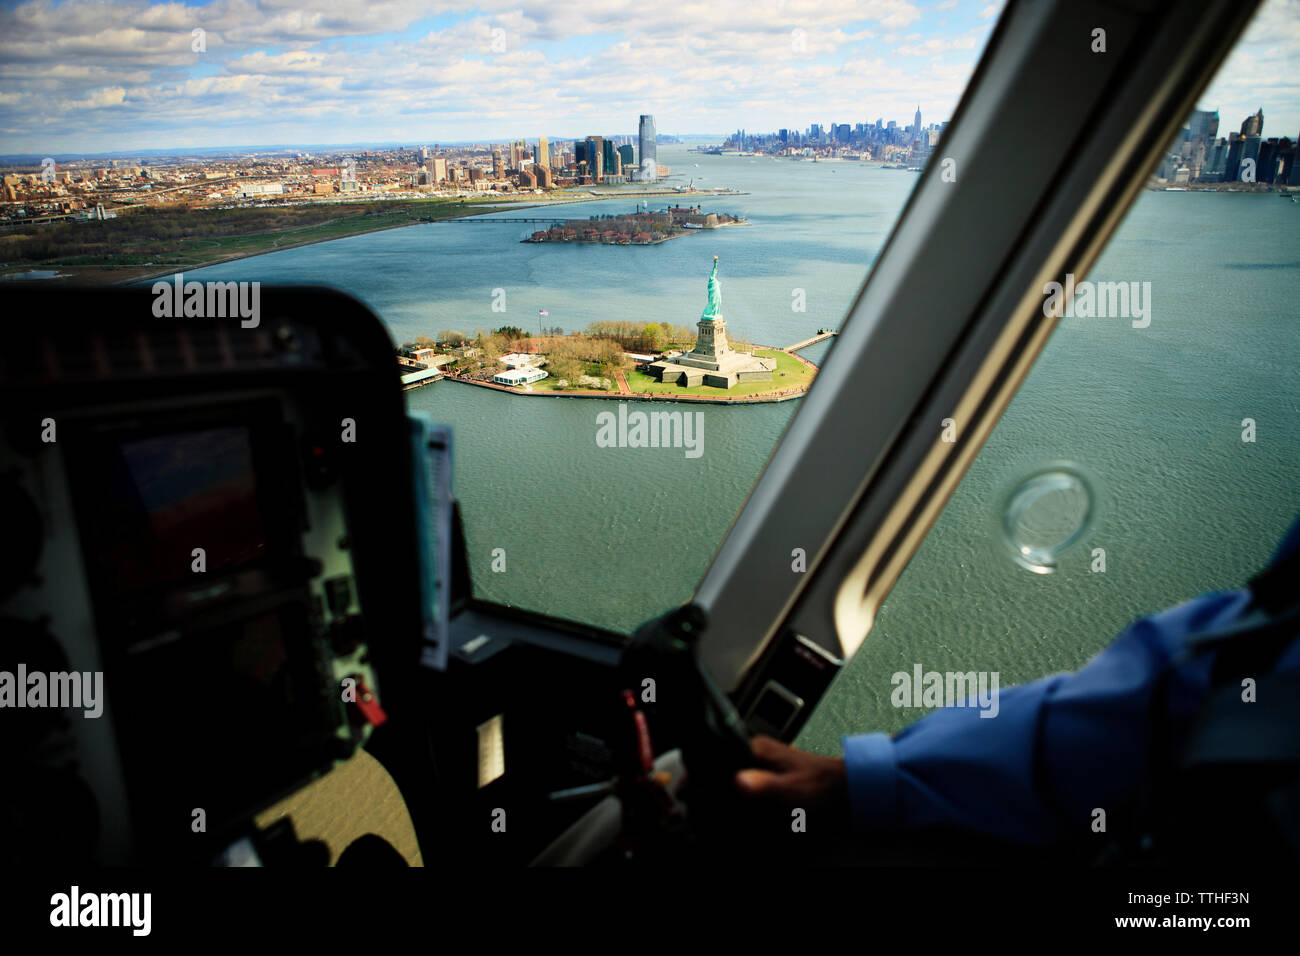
[624,349,814,397]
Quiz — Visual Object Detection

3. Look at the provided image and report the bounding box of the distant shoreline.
[119,189,749,284]
[0,187,747,286]
[119,215,453,286]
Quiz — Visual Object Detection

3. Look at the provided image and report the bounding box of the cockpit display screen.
[83,425,268,594]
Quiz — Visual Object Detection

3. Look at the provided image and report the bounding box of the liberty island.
[426,252,816,401]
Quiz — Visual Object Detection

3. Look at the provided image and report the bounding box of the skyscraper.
[1243,135,1262,176]
[638,114,657,183]
[1206,139,1228,179]
[537,136,549,170]
[1225,133,1244,181]
[1189,109,1219,145]
[585,135,605,181]
[1241,108,1263,137]
[1256,138,1279,183]
[912,105,922,145]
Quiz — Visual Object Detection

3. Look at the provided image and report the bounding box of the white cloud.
[62,86,127,110]
[896,31,980,56]
[226,50,330,74]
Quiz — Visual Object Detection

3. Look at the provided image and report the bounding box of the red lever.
[622,689,654,775]
[350,676,388,727]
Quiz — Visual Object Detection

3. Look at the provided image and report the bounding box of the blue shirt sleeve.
[842,587,1274,845]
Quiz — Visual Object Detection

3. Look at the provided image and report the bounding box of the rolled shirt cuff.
[842,732,900,831]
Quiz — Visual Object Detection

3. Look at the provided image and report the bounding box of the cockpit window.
[797,0,1300,751]
[0,1,1012,631]
[382,4,1011,629]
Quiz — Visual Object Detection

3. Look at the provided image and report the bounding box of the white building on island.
[493,367,548,386]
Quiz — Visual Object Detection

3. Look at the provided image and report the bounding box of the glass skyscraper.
[638,114,657,183]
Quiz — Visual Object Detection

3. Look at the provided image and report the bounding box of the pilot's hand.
[734,734,848,811]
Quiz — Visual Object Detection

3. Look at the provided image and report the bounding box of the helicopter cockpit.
[3,0,1297,885]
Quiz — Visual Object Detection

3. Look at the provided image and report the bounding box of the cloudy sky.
[0,0,1296,156]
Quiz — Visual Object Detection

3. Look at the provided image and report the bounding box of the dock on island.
[785,329,837,352]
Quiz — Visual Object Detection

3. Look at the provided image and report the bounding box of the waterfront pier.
[785,330,838,352]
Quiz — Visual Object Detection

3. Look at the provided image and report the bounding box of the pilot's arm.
[738,523,1300,848]
[838,586,1257,845]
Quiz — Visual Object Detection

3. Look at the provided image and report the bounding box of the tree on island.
[644,323,668,352]
[547,353,584,385]
[474,331,510,363]
[581,320,700,353]
[587,338,628,368]
[438,329,468,346]
[413,334,436,349]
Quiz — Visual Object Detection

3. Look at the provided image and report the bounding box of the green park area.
[0,198,480,284]
[623,349,813,397]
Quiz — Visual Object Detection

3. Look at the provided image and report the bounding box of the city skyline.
[2,0,1295,156]
[0,100,1286,168]
[0,105,947,164]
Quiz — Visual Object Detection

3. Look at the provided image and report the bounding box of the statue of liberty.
[701,255,722,322]
[642,252,775,386]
